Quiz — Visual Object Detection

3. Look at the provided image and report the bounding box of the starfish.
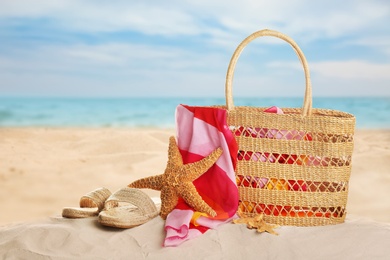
[233,210,279,235]
[128,136,223,219]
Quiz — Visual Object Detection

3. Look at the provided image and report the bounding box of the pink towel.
[163,105,238,247]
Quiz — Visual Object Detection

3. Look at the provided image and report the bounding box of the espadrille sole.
[98,187,160,228]
[62,187,112,218]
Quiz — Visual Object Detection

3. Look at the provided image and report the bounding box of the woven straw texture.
[98,187,159,228]
[224,29,355,226]
[62,187,112,218]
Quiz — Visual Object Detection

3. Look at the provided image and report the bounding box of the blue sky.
[0,0,389,97]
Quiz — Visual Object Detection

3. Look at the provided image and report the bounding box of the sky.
[0,0,389,98]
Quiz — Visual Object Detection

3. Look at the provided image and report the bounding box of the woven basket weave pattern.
[224,29,355,226]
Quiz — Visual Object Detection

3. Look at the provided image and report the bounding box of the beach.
[2,1,390,257]
[0,128,172,226]
[1,127,390,258]
[1,127,389,226]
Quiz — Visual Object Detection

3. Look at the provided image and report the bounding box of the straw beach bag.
[224,29,355,226]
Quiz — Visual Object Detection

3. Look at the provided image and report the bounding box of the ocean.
[0,97,389,129]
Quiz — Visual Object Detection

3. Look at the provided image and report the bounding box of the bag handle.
[225,29,312,116]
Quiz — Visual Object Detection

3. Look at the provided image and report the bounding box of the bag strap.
[225,29,312,116]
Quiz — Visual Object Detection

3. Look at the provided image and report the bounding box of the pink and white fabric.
[163,104,238,247]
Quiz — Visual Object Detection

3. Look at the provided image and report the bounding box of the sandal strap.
[104,188,157,216]
[80,187,112,211]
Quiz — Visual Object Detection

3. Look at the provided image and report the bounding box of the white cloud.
[268,60,390,80]
[310,61,390,80]
[348,36,390,56]
[0,41,230,97]
[0,0,201,35]
[0,0,389,97]
[1,0,388,39]
[266,59,390,96]
[1,0,389,56]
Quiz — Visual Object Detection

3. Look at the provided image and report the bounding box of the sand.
[1,214,389,259]
[0,128,389,258]
[0,128,173,226]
